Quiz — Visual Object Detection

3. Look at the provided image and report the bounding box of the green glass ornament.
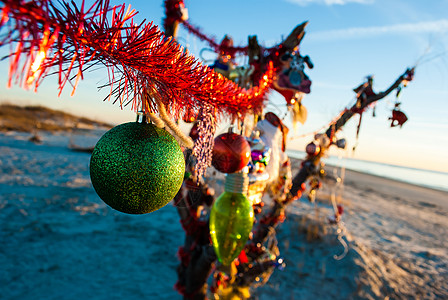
[89,118,185,214]
[209,172,254,265]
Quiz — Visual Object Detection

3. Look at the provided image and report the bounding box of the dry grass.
[0,104,113,132]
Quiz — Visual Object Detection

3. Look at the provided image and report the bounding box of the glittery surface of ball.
[90,122,185,214]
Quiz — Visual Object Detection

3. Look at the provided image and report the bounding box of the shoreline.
[289,156,448,209]
[286,151,448,193]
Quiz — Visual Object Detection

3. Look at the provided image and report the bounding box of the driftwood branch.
[288,67,414,203]
[325,68,413,138]
[173,21,309,298]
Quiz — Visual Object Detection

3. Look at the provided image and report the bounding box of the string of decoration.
[192,104,216,180]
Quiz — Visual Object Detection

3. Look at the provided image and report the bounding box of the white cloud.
[285,0,374,6]
[308,20,448,41]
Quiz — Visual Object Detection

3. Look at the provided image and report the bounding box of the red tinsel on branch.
[0,0,275,118]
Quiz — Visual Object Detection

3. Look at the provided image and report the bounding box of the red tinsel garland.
[163,0,296,86]
[0,0,275,118]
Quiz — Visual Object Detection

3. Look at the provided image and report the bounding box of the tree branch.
[325,68,413,138]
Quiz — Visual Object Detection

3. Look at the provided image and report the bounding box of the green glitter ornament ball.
[90,122,185,214]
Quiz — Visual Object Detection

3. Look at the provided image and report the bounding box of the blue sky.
[1,0,447,172]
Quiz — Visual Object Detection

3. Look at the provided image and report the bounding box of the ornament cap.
[224,171,249,194]
[136,111,148,124]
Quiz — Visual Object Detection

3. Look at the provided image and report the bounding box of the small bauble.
[251,149,264,163]
[305,142,320,156]
[182,108,197,123]
[212,132,251,173]
[335,138,347,149]
[90,122,185,214]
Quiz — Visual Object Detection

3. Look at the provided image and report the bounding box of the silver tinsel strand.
[192,104,216,181]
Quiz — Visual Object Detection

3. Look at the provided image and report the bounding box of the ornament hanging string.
[0,0,275,119]
[142,86,195,148]
[140,89,166,128]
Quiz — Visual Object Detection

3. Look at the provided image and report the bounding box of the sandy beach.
[256,159,448,299]
[1,129,447,299]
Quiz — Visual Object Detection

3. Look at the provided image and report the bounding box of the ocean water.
[286,149,448,192]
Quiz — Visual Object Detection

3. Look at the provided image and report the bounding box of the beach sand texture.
[1,130,447,299]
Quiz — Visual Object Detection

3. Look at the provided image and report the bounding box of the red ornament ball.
[182,108,197,123]
[212,132,251,173]
[306,142,320,156]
